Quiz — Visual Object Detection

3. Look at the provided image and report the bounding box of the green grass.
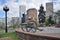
[0,32,19,40]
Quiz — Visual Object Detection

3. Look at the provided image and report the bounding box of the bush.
[8,24,21,28]
[45,18,55,26]
[45,19,49,26]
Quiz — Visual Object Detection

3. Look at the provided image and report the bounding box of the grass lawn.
[0,32,19,40]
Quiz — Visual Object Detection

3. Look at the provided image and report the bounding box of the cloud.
[54,3,60,12]
[0,5,3,11]
[52,0,60,12]
[25,0,51,10]
[0,0,19,18]
[0,0,60,18]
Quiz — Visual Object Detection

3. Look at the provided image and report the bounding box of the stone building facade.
[26,8,37,23]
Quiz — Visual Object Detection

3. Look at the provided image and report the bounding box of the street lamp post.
[3,6,9,33]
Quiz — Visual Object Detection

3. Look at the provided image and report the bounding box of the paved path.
[17,27,60,33]
[36,27,60,33]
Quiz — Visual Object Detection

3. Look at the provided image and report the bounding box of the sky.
[0,0,60,18]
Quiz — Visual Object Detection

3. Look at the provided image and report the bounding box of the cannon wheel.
[21,25,36,33]
[21,21,37,33]
[21,23,27,32]
[26,27,36,33]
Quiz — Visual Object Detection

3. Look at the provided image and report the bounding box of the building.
[46,2,53,18]
[0,18,5,23]
[0,18,5,28]
[0,17,11,28]
[19,5,26,24]
[11,17,19,25]
[26,8,37,23]
[0,22,5,29]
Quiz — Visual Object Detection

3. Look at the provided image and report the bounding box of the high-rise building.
[46,2,53,18]
[19,5,26,24]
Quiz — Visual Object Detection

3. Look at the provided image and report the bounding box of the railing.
[15,29,60,40]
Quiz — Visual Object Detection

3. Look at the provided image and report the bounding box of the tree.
[38,4,45,24]
[48,15,55,26]
[56,10,60,24]
[22,14,25,23]
[56,10,60,16]
[48,15,52,23]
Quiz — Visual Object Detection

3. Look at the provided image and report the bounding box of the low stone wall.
[15,29,60,40]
